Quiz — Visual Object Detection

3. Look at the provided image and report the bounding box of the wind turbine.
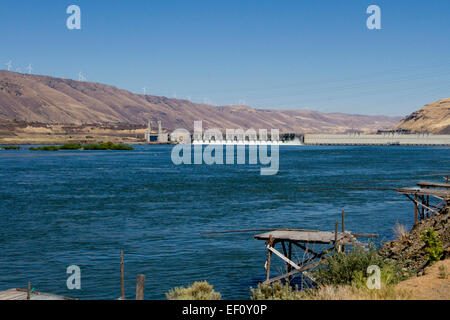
[142,87,147,95]
[78,72,86,81]
[5,61,12,71]
[26,64,33,74]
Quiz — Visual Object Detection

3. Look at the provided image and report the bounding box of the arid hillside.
[393,98,450,134]
[0,71,399,133]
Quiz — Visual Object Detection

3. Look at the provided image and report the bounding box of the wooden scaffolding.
[254,227,375,284]
[397,181,450,224]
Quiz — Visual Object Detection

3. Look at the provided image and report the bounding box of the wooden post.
[334,221,338,250]
[265,235,274,282]
[27,282,31,300]
[136,274,146,300]
[414,194,418,224]
[421,196,425,219]
[120,250,125,300]
[288,242,292,274]
[341,210,345,253]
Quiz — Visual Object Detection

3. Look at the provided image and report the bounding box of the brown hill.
[0,70,400,133]
[393,98,450,134]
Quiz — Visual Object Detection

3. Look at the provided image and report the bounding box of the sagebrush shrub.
[165,281,221,300]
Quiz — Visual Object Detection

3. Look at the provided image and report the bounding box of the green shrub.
[1,146,21,150]
[250,281,302,300]
[30,146,60,151]
[421,229,443,263]
[59,143,82,150]
[313,244,405,287]
[165,281,221,300]
[29,142,133,151]
[82,142,133,150]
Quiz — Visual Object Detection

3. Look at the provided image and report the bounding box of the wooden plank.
[0,289,27,300]
[264,261,320,284]
[397,187,450,198]
[0,289,17,299]
[267,245,300,270]
[412,197,441,215]
[255,230,353,244]
[352,233,378,238]
[0,288,74,300]
[417,181,450,189]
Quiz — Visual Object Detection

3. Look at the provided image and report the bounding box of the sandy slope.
[395,259,450,300]
[394,98,450,134]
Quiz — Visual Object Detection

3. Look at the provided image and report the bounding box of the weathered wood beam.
[264,261,320,284]
[266,245,301,270]
[135,274,145,300]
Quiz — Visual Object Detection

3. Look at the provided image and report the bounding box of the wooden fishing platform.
[416,181,450,189]
[253,223,377,284]
[0,288,74,300]
[396,181,449,224]
[254,229,356,245]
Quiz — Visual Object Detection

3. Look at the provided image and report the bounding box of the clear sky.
[1,0,449,116]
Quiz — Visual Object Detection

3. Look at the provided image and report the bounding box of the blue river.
[0,145,448,299]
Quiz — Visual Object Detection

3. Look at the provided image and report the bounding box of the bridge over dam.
[301,133,450,146]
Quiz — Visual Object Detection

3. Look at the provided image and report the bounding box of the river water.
[0,145,448,299]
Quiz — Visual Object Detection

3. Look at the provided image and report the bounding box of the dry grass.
[165,281,221,300]
[298,284,412,300]
[251,281,412,300]
[393,221,408,239]
[438,265,448,280]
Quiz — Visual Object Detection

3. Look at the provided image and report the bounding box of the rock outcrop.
[379,206,449,273]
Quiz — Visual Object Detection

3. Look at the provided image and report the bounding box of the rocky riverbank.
[379,205,449,274]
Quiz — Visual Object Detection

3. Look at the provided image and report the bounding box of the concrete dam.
[144,121,450,146]
[302,133,450,146]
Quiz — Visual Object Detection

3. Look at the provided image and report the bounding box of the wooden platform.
[254,229,355,245]
[253,226,370,284]
[396,187,450,198]
[0,288,73,300]
[416,181,450,189]
[396,185,449,224]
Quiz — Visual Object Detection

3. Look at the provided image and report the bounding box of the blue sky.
[1,0,449,116]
